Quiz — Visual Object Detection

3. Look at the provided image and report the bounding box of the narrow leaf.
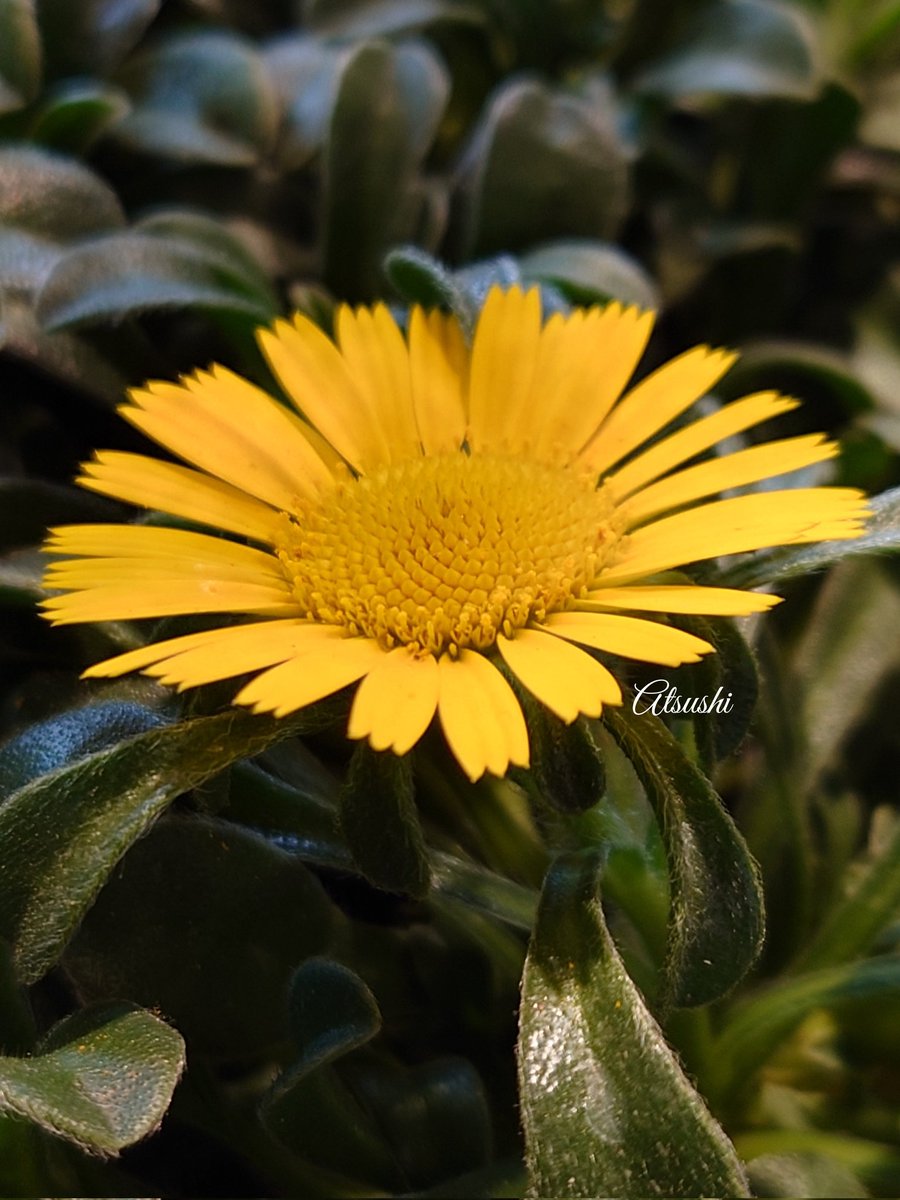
[605,707,764,1007]
[340,742,431,897]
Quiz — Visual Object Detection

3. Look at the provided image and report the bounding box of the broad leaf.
[64,816,336,1056]
[37,0,160,76]
[113,30,278,165]
[456,78,629,258]
[519,239,659,310]
[28,81,130,154]
[37,225,277,331]
[635,0,821,100]
[0,704,317,983]
[0,1003,184,1155]
[605,707,764,1007]
[518,852,749,1199]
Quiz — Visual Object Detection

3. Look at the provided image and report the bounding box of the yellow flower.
[41,287,867,780]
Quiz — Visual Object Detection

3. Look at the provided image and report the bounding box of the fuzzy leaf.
[456,78,629,259]
[0,704,317,983]
[605,708,764,1007]
[519,239,659,310]
[340,742,431,897]
[323,40,450,299]
[518,852,749,1199]
[0,1003,183,1155]
[113,30,278,165]
[635,0,821,100]
[37,226,277,330]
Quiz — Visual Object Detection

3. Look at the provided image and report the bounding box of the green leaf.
[0,704,316,983]
[714,485,900,588]
[37,0,160,76]
[0,149,131,398]
[747,1151,868,1198]
[261,959,398,1187]
[634,0,821,100]
[708,955,900,1105]
[519,239,659,310]
[795,813,900,973]
[28,81,130,154]
[0,146,124,245]
[37,225,277,331]
[518,852,749,1199]
[605,707,764,1007]
[512,695,606,815]
[456,78,629,259]
[384,246,478,332]
[323,40,450,300]
[0,940,36,1055]
[0,1003,184,1155]
[265,35,352,171]
[340,742,431,898]
[305,0,479,38]
[792,559,900,785]
[0,0,41,115]
[64,816,336,1056]
[114,30,279,165]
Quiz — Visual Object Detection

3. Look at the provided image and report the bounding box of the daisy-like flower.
[41,287,867,780]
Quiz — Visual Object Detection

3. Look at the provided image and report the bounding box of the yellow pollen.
[277,454,618,655]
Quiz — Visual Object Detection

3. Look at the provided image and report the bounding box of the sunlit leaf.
[518,852,750,1198]
[0,1003,183,1155]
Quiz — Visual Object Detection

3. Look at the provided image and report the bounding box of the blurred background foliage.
[1,0,900,1196]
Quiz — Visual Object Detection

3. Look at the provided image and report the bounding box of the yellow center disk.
[278,453,618,654]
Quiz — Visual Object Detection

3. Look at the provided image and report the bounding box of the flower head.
[42,287,868,780]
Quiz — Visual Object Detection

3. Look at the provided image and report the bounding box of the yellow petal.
[580,345,737,477]
[496,628,621,722]
[436,650,529,781]
[531,303,655,462]
[234,632,384,717]
[618,434,838,527]
[576,584,781,616]
[348,646,439,755]
[606,391,799,500]
[408,307,467,454]
[602,488,869,583]
[258,314,390,472]
[42,578,296,624]
[124,364,332,509]
[539,611,713,666]
[467,285,543,453]
[44,523,279,569]
[82,618,327,683]
[335,303,421,461]
[77,451,283,544]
